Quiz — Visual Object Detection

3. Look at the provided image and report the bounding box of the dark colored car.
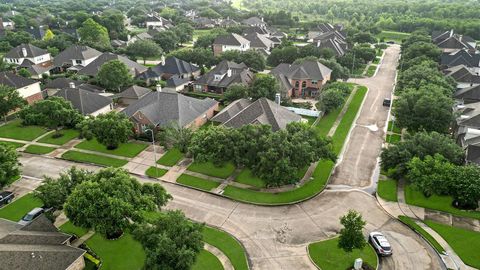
[383,98,391,107]
[0,191,14,208]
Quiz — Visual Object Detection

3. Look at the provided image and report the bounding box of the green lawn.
[235,169,266,188]
[0,193,43,221]
[0,141,24,148]
[366,65,377,77]
[377,179,398,202]
[62,151,128,168]
[192,250,223,270]
[405,184,480,220]
[203,226,249,270]
[86,233,145,270]
[376,30,411,44]
[75,139,147,158]
[157,148,184,166]
[38,129,80,145]
[177,174,221,191]
[193,29,213,40]
[188,161,236,179]
[387,120,402,134]
[59,221,89,238]
[351,64,366,77]
[0,120,48,141]
[308,237,378,270]
[386,134,401,144]
[397,216,445,253]
[303,116,318,126]
[145,167,168,178]
[23,145,56,155]
[331,87,367,154]
[425,221,480,268]
[373,57,381,64]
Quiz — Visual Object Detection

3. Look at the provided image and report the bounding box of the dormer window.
[214,74,223,81]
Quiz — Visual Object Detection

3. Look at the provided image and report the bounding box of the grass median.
[192,250,223,270]
[24,145,56,155]
[203,226,249,270]
[377,179,398,202]
[0,141,24,148]
[398,216,445,253]
[145,167,168,178]
[177,174,221,191]
[188,161,236,179]
[62,150,128,168]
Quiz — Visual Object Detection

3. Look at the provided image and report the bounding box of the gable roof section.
[455,84,480,102]
[195,60,253,88]
[242,17,265,26]
[271,60,332,81]
[213,33,250,46]
[54,88,112,115]
[78,52,147,77]
[212,98,301,131]
[445,65,480,83]
[122,91,218,127]
[244,32,274,49]
[53,45,101,67]
[0,71,37,88]
[114,85,151,99]
[466,144,480,165]
[5,43,48,58]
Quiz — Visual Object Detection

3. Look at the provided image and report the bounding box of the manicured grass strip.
[59,221,89,238]
[366,65,377,77]
[373,57,380,64]
[397,216,445,253]
[0,193,43,221]
[203,226,249,270]
[425,221,480,268]
[308,237,377,270]
[23,145,56,155]
[0,119,48,141]
[0,141,24,148]
[377,179,398,202]
[387,120,402,134]
[86,233,145,270]
[192,250,224,270]
[75,138,147,158]
[177,174,220,191]
[62,150,128,168]
[405,184,480,220]
[235,169,266,188]
[303,116,318,126]
[386,134,401,144]
[188,161,236,179]
[376,30,411,43]
[38,129,80,145]
[145,167,168,178]
[332,86,367,154]
[157,148,184,166]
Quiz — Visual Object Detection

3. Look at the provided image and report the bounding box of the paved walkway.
[204,243,234,270]
[71,230,95,247]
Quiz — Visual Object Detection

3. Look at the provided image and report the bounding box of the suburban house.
[440,49,480,68]
[114,85,152,105]
[271,60,332,98]
[111,39,127,48]
[218,18,239,28]
[78,52,148,77]
[145,15,173,29]
[0,71,42,104]
[432,30,477,53]
[194,60,254,94]
[454,84,480,104]
[243,32,275,54]
[242,16,267,28]
[191,17,216,29]
[122,89,219,132]
[454,102,480,165]
[0,215,86,270]
[53,82,113,116]
[242,26,285,47]
[211,97,302,131]
[313,31,349,56]
[0,18,14,29]
[212,33,250,56]
[5,44,51,65]
[308,23,345,40]
[53,45,102,71]
[44,77,105,96]
[127,32,153,45]
[165,75,191,92]
[26,25,48,40]
[444,65,480,88]
[136,56,200,85]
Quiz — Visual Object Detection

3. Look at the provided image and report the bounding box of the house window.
[312,80,318,85]
[302,81,306,88]
[214,74,223,81]
[295,81,299,88]
[195,84,202,91]
[75,59,82,65]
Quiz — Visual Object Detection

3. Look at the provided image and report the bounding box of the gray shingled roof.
[244,32,274,49]
[137,57,199,80]
[455,84,480,102]
[53,45,101,67]
[122,91,218,127]
[54,88,112,115]
[242,17,265,26]
[114,85,152,99]
[78,52,147,77]
[213,33,250,46]
[211,98,301,131]
[195,60,253,88]
[5,44,48,59]
[467,144,480,165]
[271,60,332,81]
[0,71,37,88]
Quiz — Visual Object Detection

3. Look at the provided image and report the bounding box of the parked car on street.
[18,207,45,226]
[369,231,393,256]
[0,191,14,208]
[383,98,391,107]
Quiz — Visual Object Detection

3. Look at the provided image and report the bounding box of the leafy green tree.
[64,168,171,238]
[219,50,266,71]
[267,46,299,66]
[320,88,345,113]
[173,23,194,45]
[0,143,20,188]
[0,85,25,122]
[338,210,366,252]
[43,29,55,41]
[78,18,111,51]
[97,60,132,92]
[134,210,203,270]
[160,124,193,153]
[249,74,279,100]
[154,31,179,52]
[19,97,82,136]
[351,32,376,43]
[224,84,249,102]
[402,42,441,63]
[126,40,162,64]
[35,167,92,210]
[450,165,480,209]
[4,31,33,47]
[397,62,455,92]
[407,154,456,197]
[393,87,453,133]
[17,68,31,78]
[89,112,133,149]
[189,125,237,165]
[0,41,12,52]
[168,48,216,68]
